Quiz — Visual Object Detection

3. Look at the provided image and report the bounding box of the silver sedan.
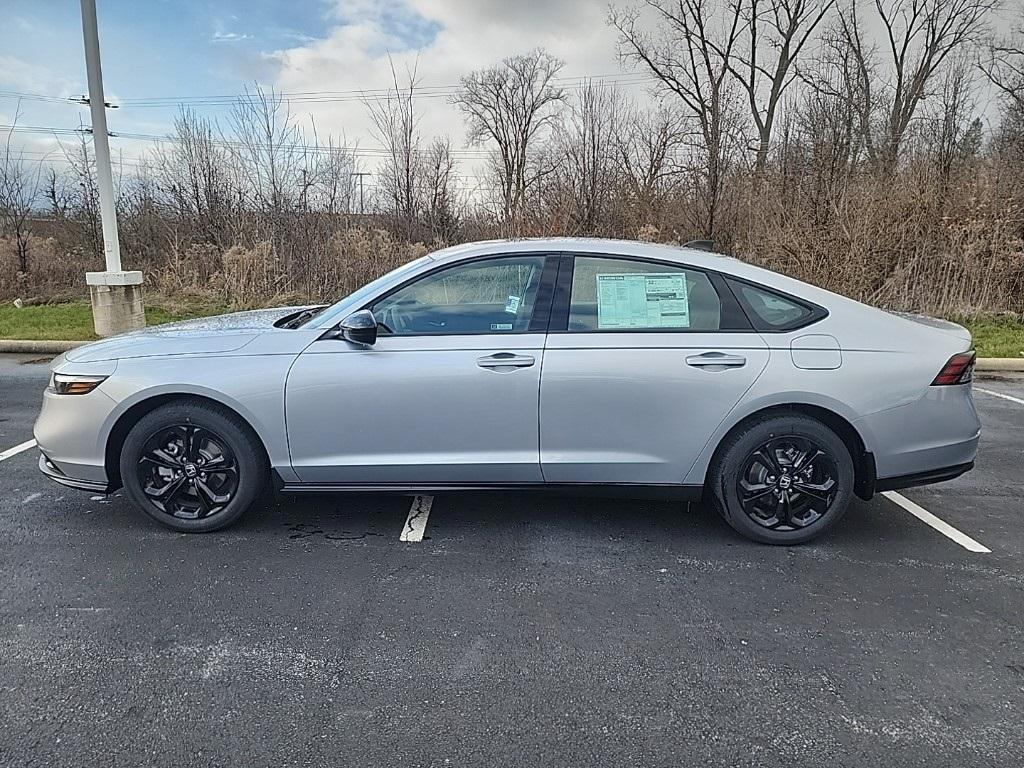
[34,238,980,544]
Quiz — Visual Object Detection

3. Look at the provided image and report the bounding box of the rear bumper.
[38,453,114,494]
[854,386,981,480]
[875,461,974,492]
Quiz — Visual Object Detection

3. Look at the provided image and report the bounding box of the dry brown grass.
[3,166,1023,318]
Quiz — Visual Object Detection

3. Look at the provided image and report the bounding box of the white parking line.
[882,491,991,553]
[400,495,433,542]
[0,439,36,463]
[974,387,1024,406]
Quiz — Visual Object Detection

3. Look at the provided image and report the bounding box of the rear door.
[540,254,770,485]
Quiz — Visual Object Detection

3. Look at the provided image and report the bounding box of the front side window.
[567,256,722,332]
[371,255,546,335]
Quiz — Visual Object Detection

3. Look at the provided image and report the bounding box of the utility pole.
[352,172,370,215]
[80,0,144,336]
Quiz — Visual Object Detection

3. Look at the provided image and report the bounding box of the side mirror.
[327,309,378,346]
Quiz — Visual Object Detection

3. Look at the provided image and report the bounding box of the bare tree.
[156,109,236,245]
[791,17,876,198]
[853,0,996,173]
[614,103,689,208]
[728,0,837,178]
[226,86,306,217]
[0,118,42,276]
[366,59,422,233]
[921,56,981,182]
[418,137,460,239]
[553,81,623,233]
[61,131,103,262]
[307,133,358,216]
[610,0,744,236]
[981,12,1024,110]
[453,48,567,231]
[44,168,73,220]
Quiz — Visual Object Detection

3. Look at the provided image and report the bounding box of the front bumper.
[33,365,120,491]
[38,453,114,494]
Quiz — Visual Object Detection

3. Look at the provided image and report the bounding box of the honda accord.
[34,238,980,544]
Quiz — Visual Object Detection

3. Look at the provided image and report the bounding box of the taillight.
[931,351,976,386]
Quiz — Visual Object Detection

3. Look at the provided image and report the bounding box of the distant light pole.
[352,172,370,215]
[80,0,144,336]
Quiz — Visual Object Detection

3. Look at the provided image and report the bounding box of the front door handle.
[477,353,535,370]
[685,352,747,369]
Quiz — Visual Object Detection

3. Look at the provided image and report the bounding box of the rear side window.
[568,256,722,331]
[729,280,819,331]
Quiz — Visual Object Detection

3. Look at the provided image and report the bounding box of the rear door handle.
[477,353,535,370]
[685,352,747,368]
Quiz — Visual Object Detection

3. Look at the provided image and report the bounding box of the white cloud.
[0,55,77,97]
[211,31,254,43]
[267,0,634,182]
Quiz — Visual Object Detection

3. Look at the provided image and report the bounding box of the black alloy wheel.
[137,424,239,520]
[120,399,267,532]
[736,436,838,531]
[710,413,854,545]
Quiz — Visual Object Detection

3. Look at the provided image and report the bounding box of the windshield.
[299,254,435,328]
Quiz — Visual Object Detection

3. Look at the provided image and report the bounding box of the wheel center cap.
[183,463,198,478]
[777,474,792,489]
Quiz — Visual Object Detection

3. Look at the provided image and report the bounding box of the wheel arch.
[103,392,273,490]
[699,403,876,501]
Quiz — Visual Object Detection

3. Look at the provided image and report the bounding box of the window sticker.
[490,322,514,331]
[596,273,690,329]
[504,295,522,314]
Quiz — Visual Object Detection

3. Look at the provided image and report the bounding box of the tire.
[709,413,854,545]
[119,399,268,533]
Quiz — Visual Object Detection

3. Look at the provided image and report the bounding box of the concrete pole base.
[86,271,145,337]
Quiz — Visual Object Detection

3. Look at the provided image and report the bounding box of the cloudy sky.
[3,0,1020,195]
[0,0,653,189]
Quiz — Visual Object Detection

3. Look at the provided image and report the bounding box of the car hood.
[64,306,313,363]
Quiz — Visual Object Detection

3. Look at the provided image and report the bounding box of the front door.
[540,255,770,485]
[286,254,554,484]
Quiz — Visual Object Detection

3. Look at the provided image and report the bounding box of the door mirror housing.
[325,309,378,346]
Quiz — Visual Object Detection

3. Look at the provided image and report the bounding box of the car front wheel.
[119,400,268,532]
[710,413,854,545]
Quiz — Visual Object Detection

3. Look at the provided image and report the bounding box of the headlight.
[50,373,108,395]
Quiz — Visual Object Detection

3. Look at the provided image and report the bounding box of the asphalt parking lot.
[1,354,1022,767]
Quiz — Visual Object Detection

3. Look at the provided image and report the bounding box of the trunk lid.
[889,312,972,345]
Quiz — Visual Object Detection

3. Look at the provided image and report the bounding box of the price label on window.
[596,273,690,329]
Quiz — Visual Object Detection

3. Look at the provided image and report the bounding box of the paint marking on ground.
[0,439,36,463]
[882,491,991,553]
[975,387,1024,406]
[400,495,433,542]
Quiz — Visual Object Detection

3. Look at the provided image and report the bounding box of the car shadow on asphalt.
[33,485,933,555]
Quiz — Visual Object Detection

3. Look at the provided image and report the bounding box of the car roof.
[426,237,738,270]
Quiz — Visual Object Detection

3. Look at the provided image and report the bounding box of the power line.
[0,73,657,109]
[0,123,496,160]
[0,90,75,105]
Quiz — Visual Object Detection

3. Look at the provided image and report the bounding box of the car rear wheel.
[709,413,854,545]
[119,400,268,532]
